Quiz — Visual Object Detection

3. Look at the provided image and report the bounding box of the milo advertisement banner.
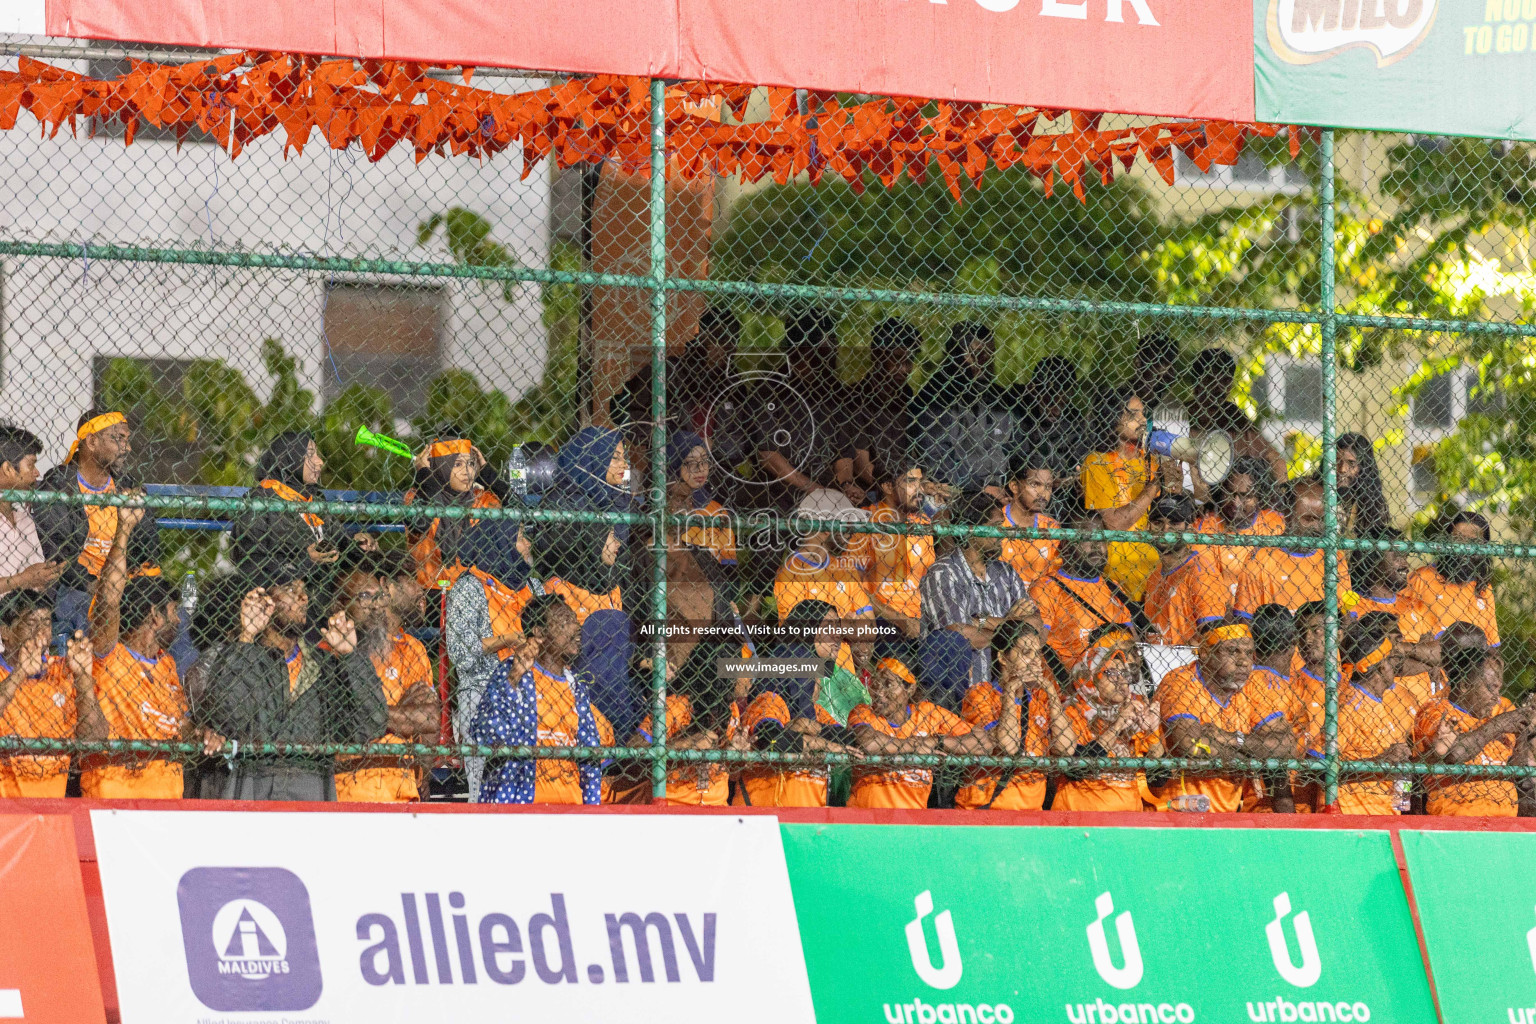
[1255,0,1536,140]
[781,824,1433,1024]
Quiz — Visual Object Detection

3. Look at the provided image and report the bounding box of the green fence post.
[648,76,670,802]
[1319,129,1342,810]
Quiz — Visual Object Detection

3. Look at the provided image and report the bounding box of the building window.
[1174,150,1307,192]
[1409,368,1502,439]
[322,283,445,419]
[1252,358,1322,425]
[88,42,220,144]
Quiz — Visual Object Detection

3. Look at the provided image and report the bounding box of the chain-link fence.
[0,40,1532,815]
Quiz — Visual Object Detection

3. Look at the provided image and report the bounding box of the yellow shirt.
[1081,449,1160,602]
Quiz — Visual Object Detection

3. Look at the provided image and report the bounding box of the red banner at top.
[47,0,1255,119]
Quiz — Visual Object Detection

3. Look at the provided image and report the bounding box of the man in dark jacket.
[34,409,161,648]
[190,558,387,800]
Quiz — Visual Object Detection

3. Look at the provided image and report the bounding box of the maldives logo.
[1267,0,1438,66]
[177,867,322,1011]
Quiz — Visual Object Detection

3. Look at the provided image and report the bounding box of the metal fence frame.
[3,67,1536,809]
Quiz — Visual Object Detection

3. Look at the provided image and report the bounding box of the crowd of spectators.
[0,310,1529,818]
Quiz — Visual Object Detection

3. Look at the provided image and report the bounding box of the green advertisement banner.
[781,824,1433,1024]
[1400,830,1536,1024]
[1254,0,1536,140]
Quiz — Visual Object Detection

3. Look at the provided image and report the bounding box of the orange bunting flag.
[0,53,1314,205]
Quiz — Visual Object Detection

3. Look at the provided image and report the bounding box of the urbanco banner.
[90,810,814,1024]
[781,824,1433,1024]
[1256,0,1536,139]
[1400,830,1536,1024]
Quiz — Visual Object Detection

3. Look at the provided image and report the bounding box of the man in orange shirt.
[0,592,105,796]
[999,452,1060,585]
[1407,510,1500,647]
[1414,623,1532,817]
[1332,613,1418,815]
[36,409,161,650]
[846,455,933,642]
[1031,513,1134,669]
[1235,479,1352,616]
[847,657,988,808]
[470,594,605,805]
[332,565,439,803]
[1142,495,1231,647]
[777,489,877,677]
[1349,531,1439,683]
[1192,457,1285,592]
[1155,619,1297,812]
[1081,391,1176,602]
[84,502,199,798]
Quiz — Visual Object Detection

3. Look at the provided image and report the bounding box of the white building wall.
[0,59,551,464]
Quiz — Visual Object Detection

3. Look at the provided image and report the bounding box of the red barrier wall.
[9,796,1532,1023]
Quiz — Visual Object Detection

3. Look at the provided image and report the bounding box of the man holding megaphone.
[1082,390,1212,604]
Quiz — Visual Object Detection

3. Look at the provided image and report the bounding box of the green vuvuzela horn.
[354,425,414,459]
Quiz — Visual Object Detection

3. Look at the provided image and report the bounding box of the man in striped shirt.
[919,492,1033,702]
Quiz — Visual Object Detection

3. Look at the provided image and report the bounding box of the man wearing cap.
[36,409,161,647]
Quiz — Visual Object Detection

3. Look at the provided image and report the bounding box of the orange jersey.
[1031,572,1134,668]
[954,680,1051,811]
[77,472,119,578]
[775,553,876,622]
[846,502,934,620]
[467,567,534,657]
[632,693,735,806]
[1413,696,1520,817]
[999,505,1060,586]
[1406,566,1500,646]
[81,643,185,799]
[408,488,501,589]
[733,691,828,807]
[0,655,77,798]
[847,701,970,809]
[526,661,595,805]
[1081,448,1160,601]
[335,632,433,804]
[1335,681,1418,815]
[1193,510,1286,590]
[1142,549,1232,646]
[544,577,622,625]
[1235,546,1353,615]
[1051,697,1159,813]
[678,500,738,566]
[1154,662,1293,813]
[1351,590,1432,643]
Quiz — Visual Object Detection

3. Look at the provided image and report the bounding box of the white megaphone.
[1147,429,1234,484]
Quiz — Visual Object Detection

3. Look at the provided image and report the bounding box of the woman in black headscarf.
[233,431,377,572]
[405,433,513,590]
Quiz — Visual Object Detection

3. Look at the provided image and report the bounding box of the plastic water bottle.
[180,571,198,615]
[1166,794,1210,812]
[507,446,528,501]
[1393,779,1412,813]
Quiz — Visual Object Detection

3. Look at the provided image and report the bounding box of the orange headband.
[1353,637,1394,675]
[877,657,918,689]
[67,411,125,461]
[1091,629,1135,654]
[427,438,472,459]
[1202,623,1252,649]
